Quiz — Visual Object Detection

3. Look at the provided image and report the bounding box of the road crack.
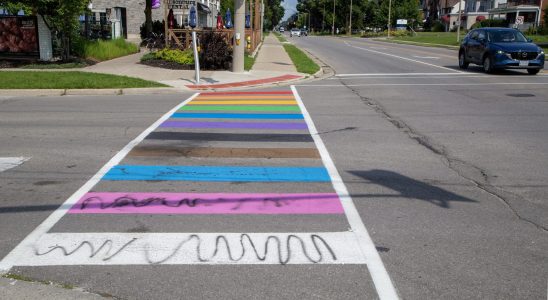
[338,79,547,232]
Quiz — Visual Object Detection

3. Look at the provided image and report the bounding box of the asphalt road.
[0,36,547,299]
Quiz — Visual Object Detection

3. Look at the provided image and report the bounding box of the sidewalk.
[82,33,304,90]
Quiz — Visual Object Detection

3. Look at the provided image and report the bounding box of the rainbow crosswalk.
[0,90,372,268]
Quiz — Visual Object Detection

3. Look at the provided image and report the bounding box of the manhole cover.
[506,93,535,98]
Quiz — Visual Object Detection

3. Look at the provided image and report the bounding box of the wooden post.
[164,0,169,46]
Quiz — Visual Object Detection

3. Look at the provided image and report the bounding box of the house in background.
[88,0,220,42]
[489,0,547,30]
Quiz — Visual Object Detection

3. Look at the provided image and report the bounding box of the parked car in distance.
[459,28,545,75]
[300,28,308,36]
[279,27,284,33]
[290,28,301,37]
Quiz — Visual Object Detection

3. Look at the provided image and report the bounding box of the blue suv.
[459,28,545,75]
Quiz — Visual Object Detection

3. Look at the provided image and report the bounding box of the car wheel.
[483,55,494,74]
[459,51,469,69]
[527,69,540,75]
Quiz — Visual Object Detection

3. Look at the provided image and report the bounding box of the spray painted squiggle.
[33,234,337,265]
[34,238,138,261]
[80,196,200,209]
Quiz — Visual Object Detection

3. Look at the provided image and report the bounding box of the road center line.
[335,72,471,77]
[0,93,200,274]
[344,41,462,73]
[291,85,399,300]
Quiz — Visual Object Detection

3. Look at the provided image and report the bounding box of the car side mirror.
[526,38,532,43]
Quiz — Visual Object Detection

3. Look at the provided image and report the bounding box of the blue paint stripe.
[171,113,304,120]
[103,165,330,182]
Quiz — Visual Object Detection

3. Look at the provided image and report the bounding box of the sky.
[282,0,298,21]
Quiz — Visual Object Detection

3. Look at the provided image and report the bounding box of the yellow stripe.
[189,101,298,105]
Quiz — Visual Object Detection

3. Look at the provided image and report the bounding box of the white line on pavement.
[0,157,30,172]
[16,232,367,265]
[412,56,440,59]
[0,93,200,274]
[335,72,471,77]
[344,41,463,74]
[291,85,399,300]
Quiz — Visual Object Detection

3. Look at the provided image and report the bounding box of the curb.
[0,87,186,97]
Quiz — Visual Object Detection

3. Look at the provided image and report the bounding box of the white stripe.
[412,56,440,59]
[297,82,548,87]
[18,232,366,265]
[335,72,471,77]
[291,86,399,300]
[0,157,30,172]
[344,41,463,73]
[0,93,200,274]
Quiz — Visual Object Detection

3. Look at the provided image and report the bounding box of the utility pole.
[232,0,245,72]
[348,0,352,35]
[322,1,325,32]
[457,0,462,42]
[332,0,336,35]
[387,0,392,38]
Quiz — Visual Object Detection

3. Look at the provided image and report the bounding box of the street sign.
[516,16,524,25]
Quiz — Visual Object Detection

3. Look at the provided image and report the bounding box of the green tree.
[5,0,90,59]
[264,0,284,30]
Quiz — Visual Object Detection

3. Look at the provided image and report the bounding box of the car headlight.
[496,50,512,59]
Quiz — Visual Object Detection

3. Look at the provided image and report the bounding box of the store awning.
[197,3,211,14]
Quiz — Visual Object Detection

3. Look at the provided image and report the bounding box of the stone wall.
[91,0,164,41]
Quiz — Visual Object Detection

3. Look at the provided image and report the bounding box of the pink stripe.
[69,192,344,215]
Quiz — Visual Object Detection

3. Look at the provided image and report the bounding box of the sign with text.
[0,16,39,56]
[168,0,195,9]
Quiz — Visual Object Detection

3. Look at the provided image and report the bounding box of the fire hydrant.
[246,35,251,50]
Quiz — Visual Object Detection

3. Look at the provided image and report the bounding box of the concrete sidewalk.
[82,34,304,90]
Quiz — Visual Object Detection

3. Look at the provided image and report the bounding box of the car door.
[475,30,487,62]
[466,30,480,63]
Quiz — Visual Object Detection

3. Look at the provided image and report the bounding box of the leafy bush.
[154,48,194,65]
[361,30,411,38]
[431,21,446,32]
[140,52,156,62]
[140,20,166,40]
[471,19,509,29]
[198,32,232,70]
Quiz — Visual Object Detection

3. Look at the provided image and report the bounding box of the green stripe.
[179,105,301,112]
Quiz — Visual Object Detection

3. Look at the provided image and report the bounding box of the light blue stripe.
[171,113,303,119]
[103,165,330,182]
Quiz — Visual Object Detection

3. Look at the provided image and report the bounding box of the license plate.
[519,60,529,66]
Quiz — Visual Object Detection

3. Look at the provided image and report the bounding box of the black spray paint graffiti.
[34,234,337,265]
[79,196,294,211]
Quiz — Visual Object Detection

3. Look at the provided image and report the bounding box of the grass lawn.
[282,44,320,74]
[389,32,465,47]
[244,54,255,71]
[274,32,287,43]
[0,71,167,89]
[76,38,139,61]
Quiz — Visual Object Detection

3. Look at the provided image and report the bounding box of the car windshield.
[488,30,528,43]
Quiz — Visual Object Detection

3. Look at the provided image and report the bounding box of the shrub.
[140,20,166,40]
[198,32,232,70]
[471,19,509,29]
[154,48,194,65]
[431,21,446,32]
[140,52,156,62]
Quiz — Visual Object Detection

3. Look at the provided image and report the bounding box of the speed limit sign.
[516,16,524,25]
